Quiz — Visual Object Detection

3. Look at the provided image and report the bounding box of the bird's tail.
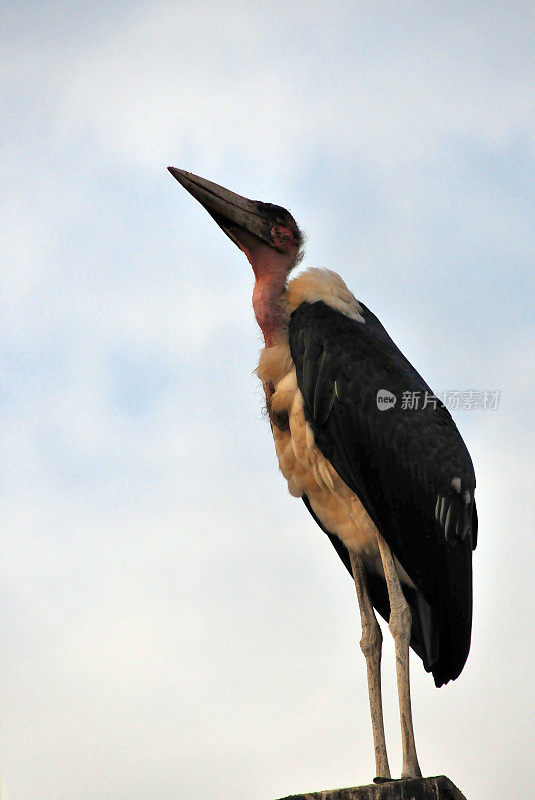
[430,541,473,687]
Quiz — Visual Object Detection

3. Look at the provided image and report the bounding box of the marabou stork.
[168,167,478,781]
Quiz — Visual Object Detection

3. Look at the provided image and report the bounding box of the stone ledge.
[276,775,467,800]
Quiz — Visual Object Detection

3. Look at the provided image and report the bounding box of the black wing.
[290,300,478,687]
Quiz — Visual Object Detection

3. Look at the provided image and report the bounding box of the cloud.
[2,2,535,799]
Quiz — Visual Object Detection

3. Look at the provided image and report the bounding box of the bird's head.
[168,168,304,280]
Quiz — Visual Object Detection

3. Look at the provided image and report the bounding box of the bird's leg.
[349,550,391,781]
[375,532,422,779]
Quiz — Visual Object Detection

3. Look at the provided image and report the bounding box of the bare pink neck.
[237,240,293,347]
[252,273,287,346]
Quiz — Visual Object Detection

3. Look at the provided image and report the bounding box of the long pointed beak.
[168,167,283,252]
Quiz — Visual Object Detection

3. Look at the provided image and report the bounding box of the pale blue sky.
[2,2,534,799]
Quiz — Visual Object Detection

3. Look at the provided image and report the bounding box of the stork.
[168,167,478,781]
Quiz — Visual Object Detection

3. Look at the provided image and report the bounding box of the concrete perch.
[276,775,467,800]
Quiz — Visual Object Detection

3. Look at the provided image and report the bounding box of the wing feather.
[289,300,477,685]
